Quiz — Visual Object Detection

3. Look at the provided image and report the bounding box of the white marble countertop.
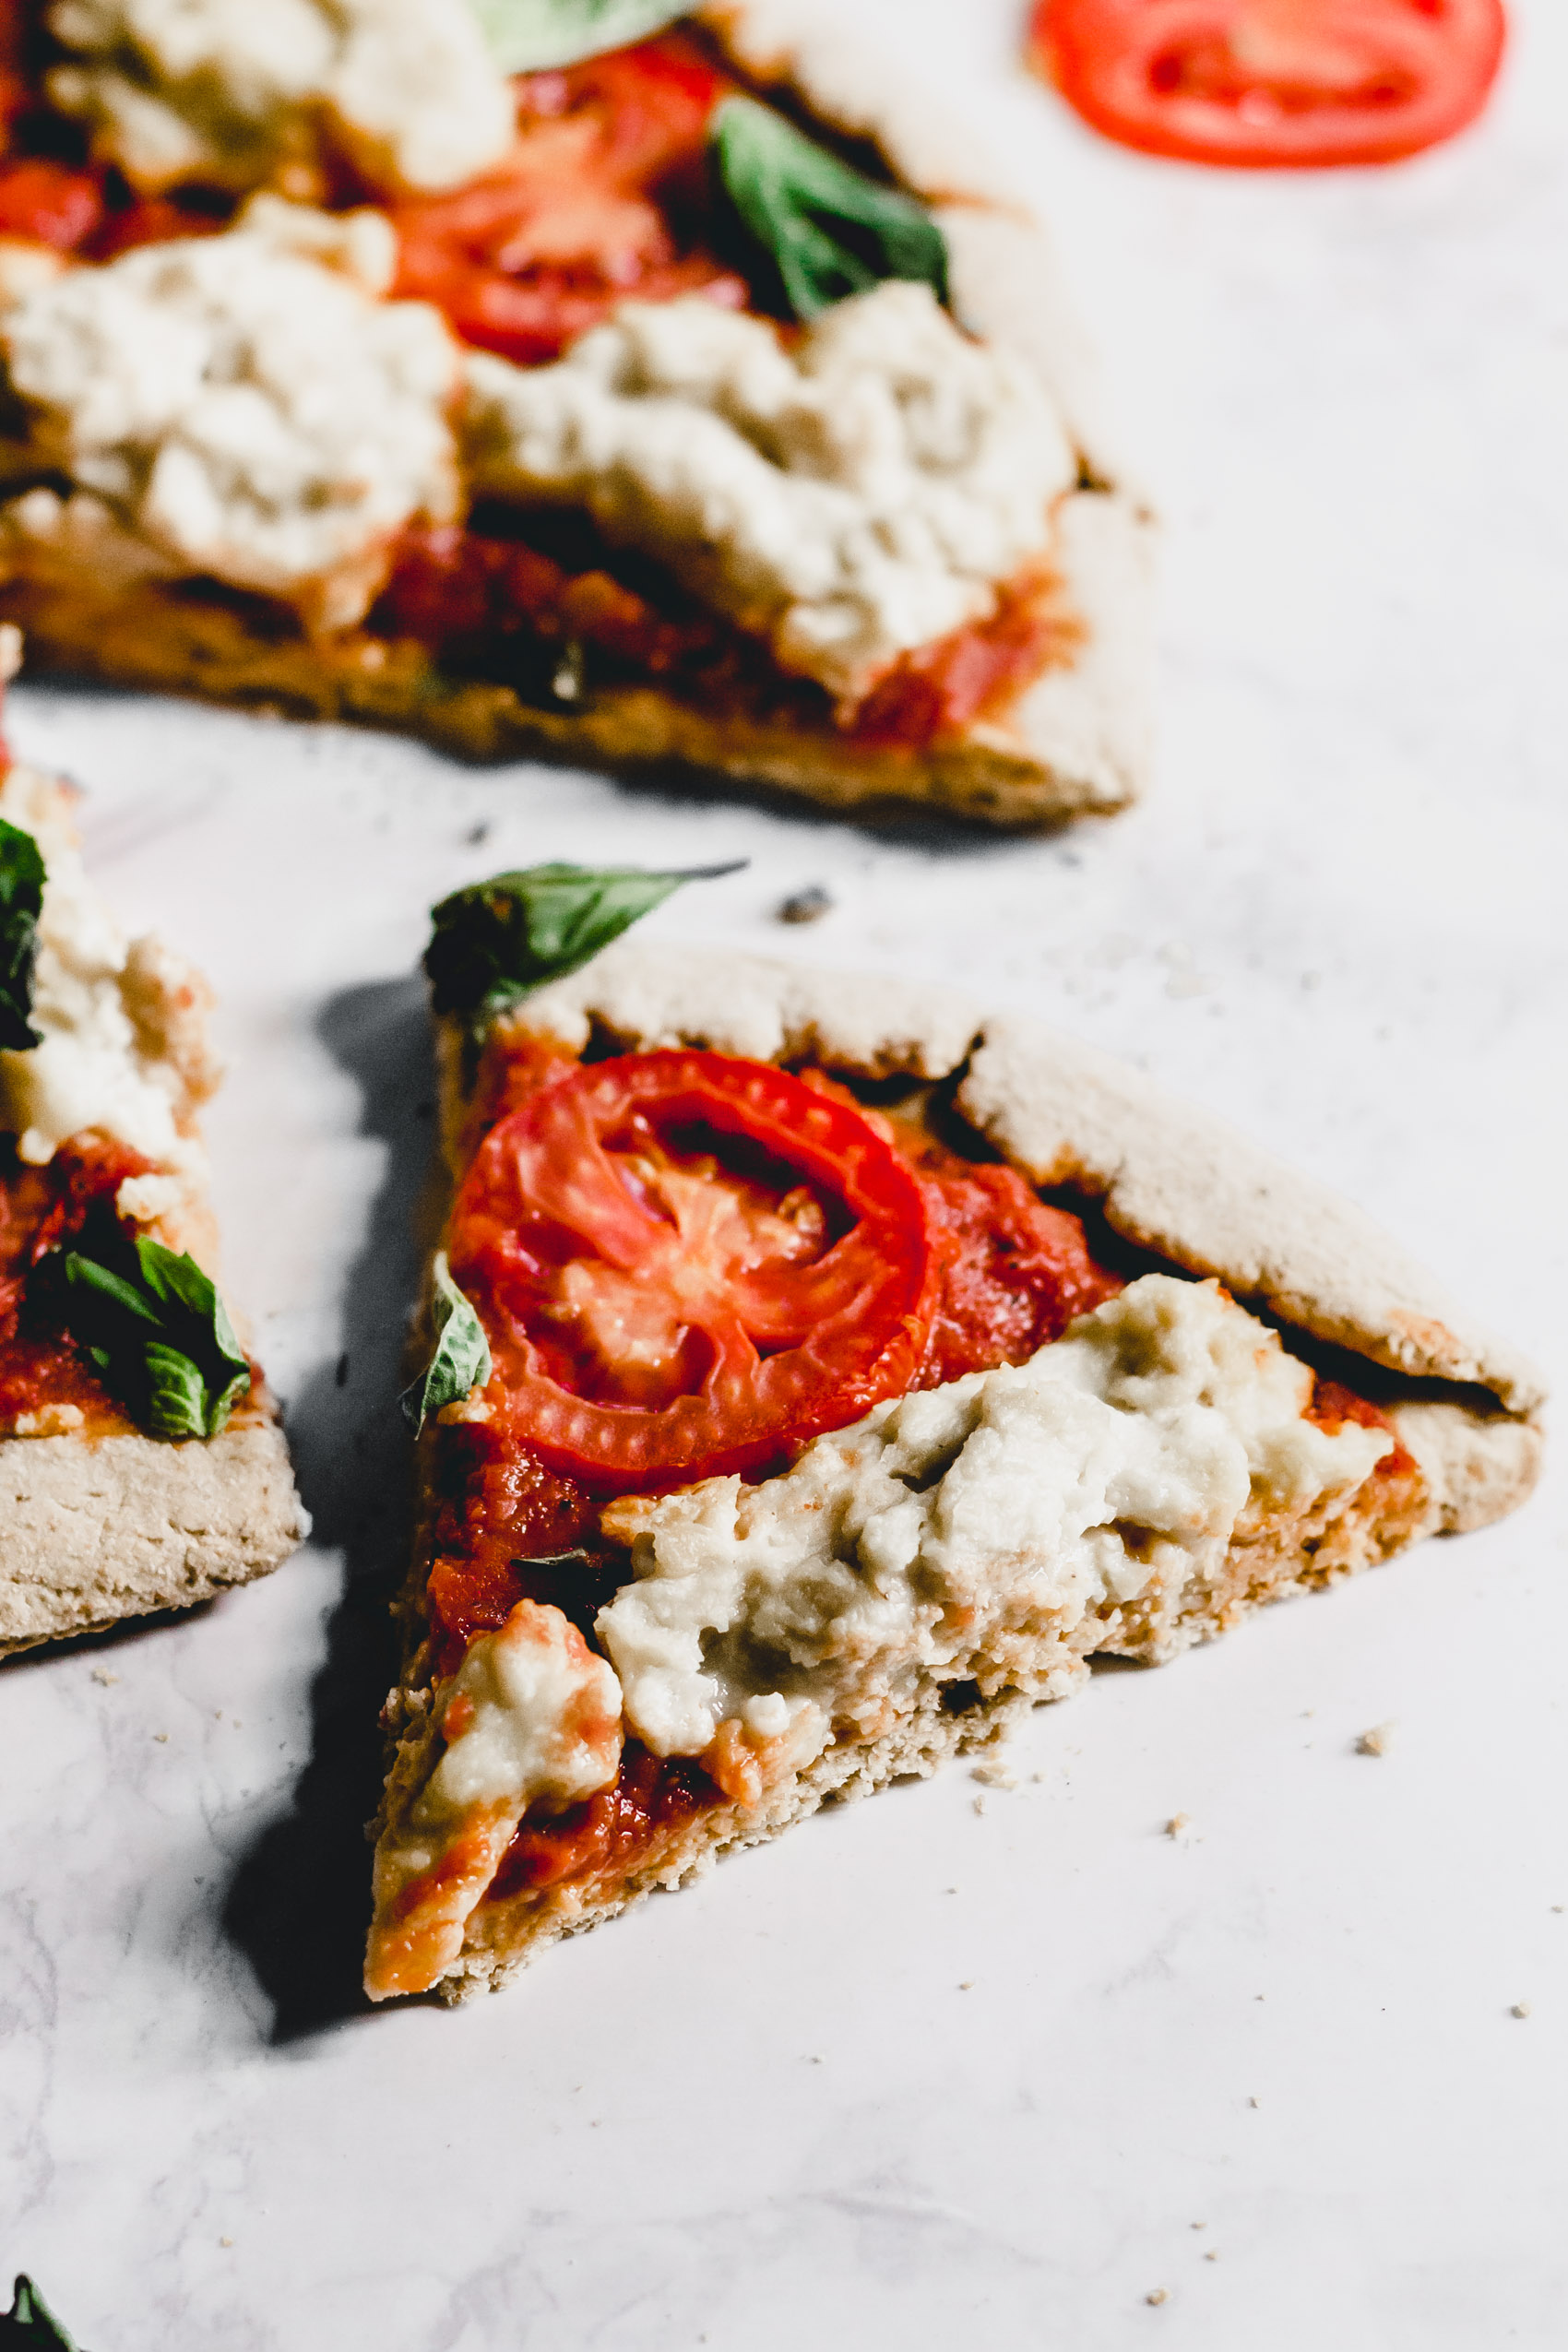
[4,4,1565,2345]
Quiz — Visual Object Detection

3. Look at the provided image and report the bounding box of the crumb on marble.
[220,2237,233,2249]
[972,1760,1017,1789]
[152,1732,168,1743]
[958,1980,974,1991]
[1146,2287,1169,2307]
[1204,2250,1219,2263]
[1357,1722,1395,1756]
[1511,2002,1532,2019]
[90,1667,117,1686]
[972,1795,988,1815]
[1165,1812,1190,1837]
[778,884,833,924]
[1191,2221,1206,2231]
[1248,2096,1261,2108]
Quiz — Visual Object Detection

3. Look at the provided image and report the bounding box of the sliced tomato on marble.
[447,1049,938,1488]
[1029,0,1506,168]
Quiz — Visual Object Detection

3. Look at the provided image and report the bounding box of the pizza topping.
[45,0,516,199]
[460,276,1077,706]
[424,859,744,1049]
[480,0,688,75]
[708,94,948,324]
[0,815,45,1051]
[595,1276,1395,1760]
[0,221,460,630]
[0,766,199,1174]
[55,1227,251,1438]
[448,1048,939,1488]
[1031,0,1507,171]
[400,1251,493,1435]
[365,1596,623,2000]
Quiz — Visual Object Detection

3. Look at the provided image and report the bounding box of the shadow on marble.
[223,975,435,2045]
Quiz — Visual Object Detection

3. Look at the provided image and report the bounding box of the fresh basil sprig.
[3,2275,80,2350]
[470,0,685,74]
[0,816,45,1051]
[400,1253,492,1436]
[59,1234,251,1442]
[708,95,949,323]
[425,860,744,1042]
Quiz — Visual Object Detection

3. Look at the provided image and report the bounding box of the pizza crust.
[0,11,1154,828]
[379,942,1544,1999]
[0,1416,307,1656]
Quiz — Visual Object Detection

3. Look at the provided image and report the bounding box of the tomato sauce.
[0,1132,153,1429]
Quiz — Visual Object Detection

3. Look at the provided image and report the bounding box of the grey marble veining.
[2,2,1566,2345]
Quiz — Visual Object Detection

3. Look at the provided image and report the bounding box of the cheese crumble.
[1,223,459,630]
[462,279,1078,705]
[0,765,201,1174]
[596,1277,1393,1765]
[46,0,515,198]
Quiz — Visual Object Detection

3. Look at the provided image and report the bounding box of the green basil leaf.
[0,816,45,1052]
[3,2275,81,2350]
[400,1253,492,1436]
[470,0,684,74]
[59,1235,251,1441]
[709,95,948,322]
[425,860,744,1041]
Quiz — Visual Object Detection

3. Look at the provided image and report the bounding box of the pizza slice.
[363,868,1543,2002]
[0,633,306,1656]
[0,1,1149,826]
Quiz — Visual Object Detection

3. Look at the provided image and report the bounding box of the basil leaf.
[708,96,948,323]
[60,1234,251,1441]
[400,1253,492,1436]
[3,2275,80,2350]
[0,816,45,1052]
[470,0,684,74]
[425,860,744,1039]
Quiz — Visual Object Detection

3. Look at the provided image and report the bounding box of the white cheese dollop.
[365,1599,624,2002]
[597,1276,1394,1761]
[46,0,515,197]
[462,279,1079,705]
[0,765,199,1173]
[2,224,459,629]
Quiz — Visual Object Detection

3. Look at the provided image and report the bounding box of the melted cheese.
[46,0,514,197]
[0,765,198,1174]
[596,1277,1393,1762]
[1,225,458,629]
[364,1599,623,2002]
[462,280,1078,704]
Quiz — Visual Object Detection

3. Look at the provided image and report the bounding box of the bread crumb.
[90,1667,118,1686]
[1551,1906,1563,1915]
[1204,2250,1219,2263]
[1165,1812,1190,1837]
[1511,2002,1532,2019]
[779,885,833,924]
[972,1795,988,1815]
[1191,2221,1206,2231]
[1357,1722,1395,1756]
[1248,2096,1261,2108]
[958,1980,974,1991]
[220,2237,233,2249]
[153,1732,169,1743]
[972,1761,1017,1789]
[1146,2287,1169,2307]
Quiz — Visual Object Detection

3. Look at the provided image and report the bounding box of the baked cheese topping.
[597,1277,1393,1764]
[46,0,515,198]
[364,1598,623,2002]
[1,220,459,631]
[462,280,1079,704]
[0,764,201,1180]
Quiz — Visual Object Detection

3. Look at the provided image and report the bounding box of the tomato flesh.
[447,1050,939,1489]
[389,34,748,365]
[0,1133,155,1429]
[1031,0,1507,167]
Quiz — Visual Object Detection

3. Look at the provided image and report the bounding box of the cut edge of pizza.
[0,638,307,1657]
[362,898,1543,2005]
[0,0,1152,830]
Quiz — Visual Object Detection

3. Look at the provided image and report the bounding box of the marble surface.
[4,4,1567,2345]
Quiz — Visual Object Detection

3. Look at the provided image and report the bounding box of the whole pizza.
[0,0,1152,825]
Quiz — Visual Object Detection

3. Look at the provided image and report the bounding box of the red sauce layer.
[0,1131,153,1428]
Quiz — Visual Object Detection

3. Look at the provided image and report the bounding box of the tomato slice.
[447,1050,937,1487]
[1030,0,1507,168]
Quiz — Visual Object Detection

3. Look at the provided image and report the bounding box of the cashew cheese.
[0,222,459,631]
[462,279,1079,704]
[596,1277,1394,1768]
[0,762,203,1179]
[46,0,515,197]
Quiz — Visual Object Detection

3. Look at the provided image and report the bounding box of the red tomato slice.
[447,1051,937,1488]
[1030,0,1506,168]
[0,158,102,248]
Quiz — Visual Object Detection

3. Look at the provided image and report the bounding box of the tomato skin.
[0,158,102,248]
[1031,0,1507,169]
[447,1050,937,1490]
